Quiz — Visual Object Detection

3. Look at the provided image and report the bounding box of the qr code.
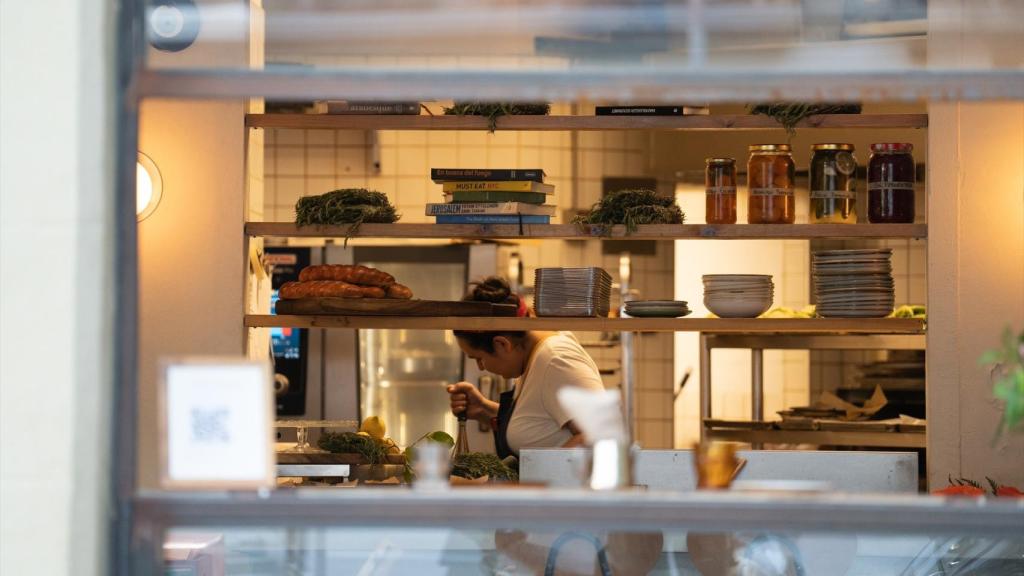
[190,407,230,443]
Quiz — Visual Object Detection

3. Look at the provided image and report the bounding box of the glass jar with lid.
[747,144,795,224]
[868,143,915,223]
[705,158,737,224]
[809,143,857,224]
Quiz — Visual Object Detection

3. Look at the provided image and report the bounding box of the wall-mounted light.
[137,152,163,221]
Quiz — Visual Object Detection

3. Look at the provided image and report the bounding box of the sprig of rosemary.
[443,102,551,132]
[748,103,862,136]
[317,431,389,466]
[294,188,399,244]
[573,188,684,234]
[451,452,518,481]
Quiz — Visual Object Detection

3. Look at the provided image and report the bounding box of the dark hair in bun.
[465,276,518,305]
[455,276,525,354]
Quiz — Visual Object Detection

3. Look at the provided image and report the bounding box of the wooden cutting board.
[275,298,518,317]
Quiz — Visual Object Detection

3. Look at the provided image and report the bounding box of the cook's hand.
[447,381,499,423]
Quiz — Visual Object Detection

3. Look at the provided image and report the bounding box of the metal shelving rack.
[699,333,927,448]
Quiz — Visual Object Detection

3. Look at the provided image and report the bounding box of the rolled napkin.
[557,388,628,445]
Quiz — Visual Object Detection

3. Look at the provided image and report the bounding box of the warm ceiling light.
[137,152,163,221]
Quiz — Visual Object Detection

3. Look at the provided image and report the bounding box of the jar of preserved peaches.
[809,143,857,224]
[705,158,737,224]
[868,143,915,223]
[747,144,795,224]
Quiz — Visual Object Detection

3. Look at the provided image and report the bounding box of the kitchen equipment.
[705,157,737,224]
[868,142,915,223]
[747,144,796,224]
[453,413,470,457]
[812,248,894,318]
[809,143,858,223]
[624,300,691,318]
[535,267,612,317]
[703,274,774,318]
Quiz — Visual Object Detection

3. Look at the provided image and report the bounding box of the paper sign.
[159,358,275,489]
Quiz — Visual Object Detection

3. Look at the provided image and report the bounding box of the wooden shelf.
[246,222,927,240]
[246,113,928,131]
[705,428,926,449]
[245,315,926,333]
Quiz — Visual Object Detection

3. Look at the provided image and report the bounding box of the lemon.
[359,416,386,440]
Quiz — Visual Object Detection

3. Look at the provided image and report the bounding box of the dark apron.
[493,389,517,459]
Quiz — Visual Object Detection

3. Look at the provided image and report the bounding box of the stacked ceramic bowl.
[812,249,894,318]
[703,275,774,318]
[535,267,612,317]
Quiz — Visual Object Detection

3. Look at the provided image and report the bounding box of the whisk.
[453,411,470,457]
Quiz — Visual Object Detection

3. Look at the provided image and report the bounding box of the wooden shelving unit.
[245,315,925,333]
[246,109,931,454]
[246,222,928,240]
[246,113,929,131]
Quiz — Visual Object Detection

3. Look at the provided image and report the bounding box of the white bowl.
[705,298,773,318]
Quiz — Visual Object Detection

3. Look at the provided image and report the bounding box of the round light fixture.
[137,152,163,221]
[146,0,200,52]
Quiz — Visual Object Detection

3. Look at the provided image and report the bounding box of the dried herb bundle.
[294,188,399,241]
[317,431,389,465]
[443,102,551,132]
[451,452,518,481]
[748,103,862,135]
[573,188,684,234]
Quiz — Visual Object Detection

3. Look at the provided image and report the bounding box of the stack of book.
[426,168,555,224]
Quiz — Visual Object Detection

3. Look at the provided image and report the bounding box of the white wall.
[0,0,115,574]
[136,0,254,489]
[926,1,1024,488]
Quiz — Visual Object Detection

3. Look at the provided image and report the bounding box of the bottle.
[809,143,858,223]
[747,144,795,224]
[868,143,915,223]
[705,158,737,224]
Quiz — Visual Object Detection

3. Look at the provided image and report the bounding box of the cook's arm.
[561,420,585,448]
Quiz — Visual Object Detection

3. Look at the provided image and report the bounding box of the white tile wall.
[262,113,674,447]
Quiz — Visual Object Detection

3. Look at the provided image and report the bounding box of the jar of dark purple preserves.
[867,143,915,223]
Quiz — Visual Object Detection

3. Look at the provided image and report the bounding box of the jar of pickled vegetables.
[868,143,915,223]
[809,143,857,224]
[705,158,737,224]
[747,144,795,224]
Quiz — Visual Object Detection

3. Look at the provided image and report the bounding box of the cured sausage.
[386,283,413,300]
[298,264,395,287]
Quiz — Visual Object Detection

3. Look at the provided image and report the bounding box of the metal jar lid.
[811,143,855,151]
[870,142,913,153]
[705,157,736,164]
[749,144,791,152]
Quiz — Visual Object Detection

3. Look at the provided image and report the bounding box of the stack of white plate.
[703,275,774,318]
[623,300,691,318]
[535,267,612,317]
[812,249,894,318]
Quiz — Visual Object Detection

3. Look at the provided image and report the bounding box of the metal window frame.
[114,2,1024,574]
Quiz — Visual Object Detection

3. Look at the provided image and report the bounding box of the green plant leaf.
[425,431,455,446]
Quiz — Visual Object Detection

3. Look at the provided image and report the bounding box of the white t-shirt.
[505,332,605,455]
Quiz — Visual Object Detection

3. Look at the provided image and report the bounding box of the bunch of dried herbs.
[443,102,551,132]
[748,103,862,135]
[573,188,684,234]
[451,452,518,481]
[317,431,389,465]
[294,188,399,241]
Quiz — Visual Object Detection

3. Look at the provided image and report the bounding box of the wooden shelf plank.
[246,114,928,131]
[245,222,927,240]
[245,315,925,333]
[705,428,926,448]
